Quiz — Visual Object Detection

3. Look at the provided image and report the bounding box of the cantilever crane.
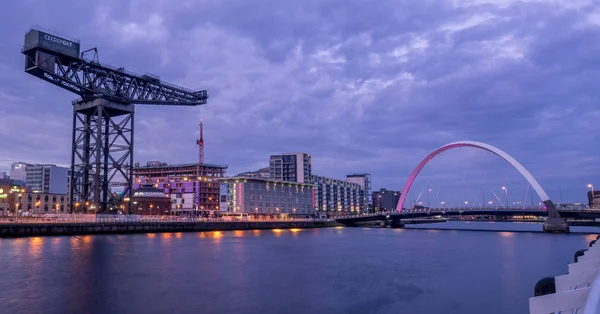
[22,28,208,214]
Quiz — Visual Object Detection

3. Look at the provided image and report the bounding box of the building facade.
[12,192,68,215]
[311,175,365,215]
[269,153,312,183]
[133,161,227,215]
[26,164,69,194]
[219,177,315,217]
[132,184,172,215]
[588,190,600,209]
[10,163,69,194]
[372,188,401,212]
[0,179,27,215]
[346,173,372,210]
[10,162,28,182]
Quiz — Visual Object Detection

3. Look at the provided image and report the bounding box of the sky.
[0,0,598,207]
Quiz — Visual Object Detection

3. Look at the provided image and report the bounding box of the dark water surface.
[0,223,597,314]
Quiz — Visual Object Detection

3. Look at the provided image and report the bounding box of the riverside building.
[133,161,227,215]
[218,177,315,217]
[311,175,365,215]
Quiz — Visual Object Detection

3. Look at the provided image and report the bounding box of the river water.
[0,222,598,314]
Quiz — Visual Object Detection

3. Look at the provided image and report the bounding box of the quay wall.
[0,220,342,238]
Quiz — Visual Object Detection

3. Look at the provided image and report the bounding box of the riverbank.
[0,220,342,238]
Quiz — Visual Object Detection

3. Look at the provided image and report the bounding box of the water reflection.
[272,229,284,237]
[29,237,44,258]
[0,226,599,314]
[211,231,223,241]
[233,230,245,237]
[584,234,597,242]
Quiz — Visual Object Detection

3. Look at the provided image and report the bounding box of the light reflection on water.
[0,223,598,314]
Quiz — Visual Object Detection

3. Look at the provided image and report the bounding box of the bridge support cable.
[492,191,505,207]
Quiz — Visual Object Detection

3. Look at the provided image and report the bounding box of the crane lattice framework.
[22,28,208,213]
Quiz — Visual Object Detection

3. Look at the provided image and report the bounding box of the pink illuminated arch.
[396,141,550,211]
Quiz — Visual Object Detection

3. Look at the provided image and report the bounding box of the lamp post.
[428,188,431,209]
[481,188,485,208]
[589,184,595,209]
[502,186,508,208]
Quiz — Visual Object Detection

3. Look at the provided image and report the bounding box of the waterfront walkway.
[0,216,340,238]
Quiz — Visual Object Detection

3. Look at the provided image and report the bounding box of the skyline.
[0,0,599,204]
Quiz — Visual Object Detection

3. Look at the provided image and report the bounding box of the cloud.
[0,0,598,206]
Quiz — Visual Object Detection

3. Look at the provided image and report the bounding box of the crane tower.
[22,28,208,213]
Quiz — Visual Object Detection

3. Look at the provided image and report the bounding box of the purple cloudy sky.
[0,0,598,206]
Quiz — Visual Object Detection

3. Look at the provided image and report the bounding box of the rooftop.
[220,176,316,187]
[134,162,227,170]
[133,184,168,198]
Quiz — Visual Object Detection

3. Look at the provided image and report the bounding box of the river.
[0,222,597,314]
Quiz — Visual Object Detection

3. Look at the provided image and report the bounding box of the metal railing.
[0,215,333,224]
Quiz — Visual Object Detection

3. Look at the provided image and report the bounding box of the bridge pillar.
[389,218,405,229]
[543,200,569,233]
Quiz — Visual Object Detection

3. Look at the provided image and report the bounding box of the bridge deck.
[529,239,600,314]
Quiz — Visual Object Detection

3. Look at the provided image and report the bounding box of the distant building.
[0,179,27,215]
[10,162,28,182]
[132,184,172,215]
[269,153,312,183]
[0,172,8,179]
[13,191,68,215]
[10,162,69,194]
[346,173,372,210]
[133,161,227,215]
[312,174,365,214]
[372,188,401,212]
[26,164,69,194]
[237,167,270,179]
[588,191,600,209]
[218,177,315,217]
[556,202,587,211]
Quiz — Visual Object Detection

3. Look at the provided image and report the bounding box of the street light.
[502,186,508,208]
[440,201,445,209]
[589,184,595,208]
[428,188,432,208]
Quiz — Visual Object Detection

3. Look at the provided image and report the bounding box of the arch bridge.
[339,141,569,233]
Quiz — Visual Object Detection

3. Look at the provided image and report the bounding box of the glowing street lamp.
[502,186,508,207]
